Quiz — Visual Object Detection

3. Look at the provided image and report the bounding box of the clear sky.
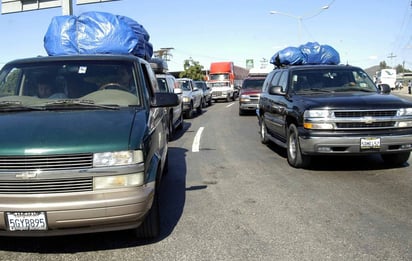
[0,0,411,72]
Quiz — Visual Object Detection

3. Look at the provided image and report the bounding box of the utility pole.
[387,52,396,68]
[153,47,174,61]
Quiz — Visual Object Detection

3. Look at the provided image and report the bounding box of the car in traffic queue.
[150,58,184,139]
[194,80,212,107]
[258,63,412,168]
[0,54,179,238]
[238,76,266,115]
[176,78,203,118]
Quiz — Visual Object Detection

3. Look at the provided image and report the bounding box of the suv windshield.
[0,61,141,108]
[291,68,377,93]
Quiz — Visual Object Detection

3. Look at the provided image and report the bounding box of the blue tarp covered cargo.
[270,42,340,67]
[44,11,153,60]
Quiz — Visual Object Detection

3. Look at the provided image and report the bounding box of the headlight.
[94,173,144,189]
[396,121,412,128]
[93,150,143,167]
[239,95,250,102]
[304,109,334,129]
[182,96,190,103]
[303,109,333,118]
[397,108,412,116]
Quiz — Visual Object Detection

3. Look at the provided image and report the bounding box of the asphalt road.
[0,99,411,261]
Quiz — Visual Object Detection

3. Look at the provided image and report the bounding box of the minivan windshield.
[0,61,141,108]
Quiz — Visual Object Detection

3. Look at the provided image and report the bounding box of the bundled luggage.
[270,42,340,67]
[44,11,153,60]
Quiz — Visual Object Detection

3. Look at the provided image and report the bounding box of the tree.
[179,58,205,80]
[379,61,388,69]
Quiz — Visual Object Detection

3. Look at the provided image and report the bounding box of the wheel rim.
[288,133,297,160]
[261,121,266,139]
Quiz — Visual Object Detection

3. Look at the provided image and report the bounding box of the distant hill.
[364,65,380,78]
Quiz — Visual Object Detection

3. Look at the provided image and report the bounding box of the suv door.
[269,70,289,140]
[260,70,282,138]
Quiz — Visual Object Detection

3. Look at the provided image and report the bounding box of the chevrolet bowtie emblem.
[362,116,374,124]
[16,170,40,179]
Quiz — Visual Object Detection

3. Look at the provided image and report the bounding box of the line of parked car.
[149,58,213,139]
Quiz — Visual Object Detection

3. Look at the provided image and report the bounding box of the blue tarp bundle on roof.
[270,42,340,66]
[44,11,153,60]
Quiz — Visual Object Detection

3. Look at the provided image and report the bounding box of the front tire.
[286,124,310,168]
[167,114,173,141]
[184,102,194,119]
[135,191,160,239]
[196,101,202,114]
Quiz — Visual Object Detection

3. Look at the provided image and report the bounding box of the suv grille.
[331,109,399,129]
[334,110,397,117]
[0,154,93,171]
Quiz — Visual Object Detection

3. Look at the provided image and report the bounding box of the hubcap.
[288,134,297,160]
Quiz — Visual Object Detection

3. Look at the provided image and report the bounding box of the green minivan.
[0,54,178,238]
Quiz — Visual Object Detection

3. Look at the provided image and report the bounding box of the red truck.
[207,62,248,102]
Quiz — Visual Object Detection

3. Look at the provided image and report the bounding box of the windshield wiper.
[335,87,375,92]
[44,99,119,110]
[0,101,44,111]
[299,88,334,93]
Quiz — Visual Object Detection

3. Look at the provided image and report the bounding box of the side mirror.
[193,87,199,91]
[378,84,391,94]
[268,86,285,95]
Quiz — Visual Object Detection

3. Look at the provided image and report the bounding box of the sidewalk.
[391,86,412,100]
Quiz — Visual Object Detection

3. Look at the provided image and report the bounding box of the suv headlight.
[303,109,334,129]
[93,150,143,167]
[397,108,412,116]
[304,110,333,118]
[182,96,190,103]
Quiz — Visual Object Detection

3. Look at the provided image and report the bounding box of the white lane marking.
[192,127,205,152]
[226,102,235,108]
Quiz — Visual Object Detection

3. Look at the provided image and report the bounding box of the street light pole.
[270,5,329,43]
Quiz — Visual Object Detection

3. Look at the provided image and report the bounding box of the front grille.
[334,110,397,117]
[0,178,93,194]
[0,154,93,171]
[330,109,399,130]
[336,121,395,128]
[212,91,222,96]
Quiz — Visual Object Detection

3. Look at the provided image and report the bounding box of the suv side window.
[270,71,282,87]
[262,72,274,93]
[278,71,288,92]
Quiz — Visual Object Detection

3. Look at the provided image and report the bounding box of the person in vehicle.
[100,65,135,93]
[36,75,67,99]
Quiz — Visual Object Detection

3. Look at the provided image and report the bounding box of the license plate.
[360,137,381,150]
[6,212,48,231]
